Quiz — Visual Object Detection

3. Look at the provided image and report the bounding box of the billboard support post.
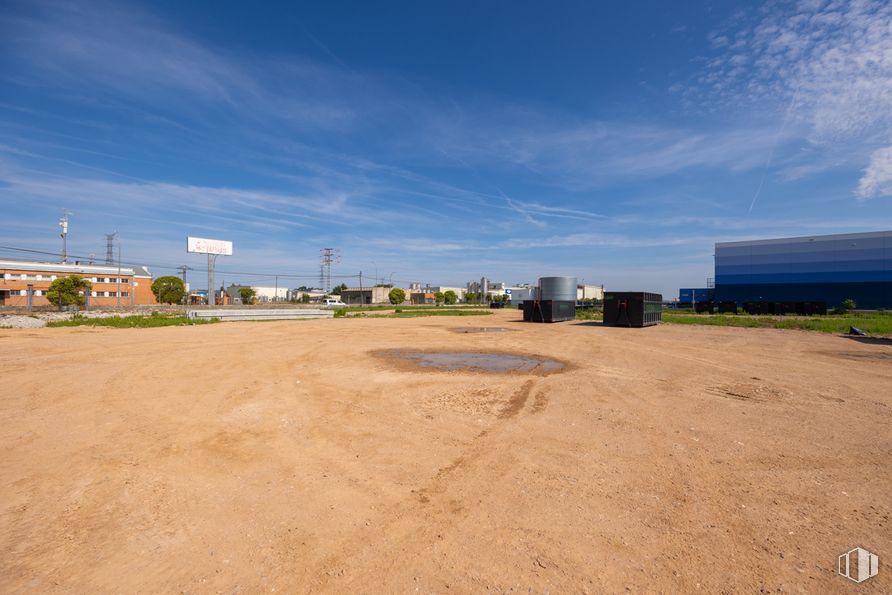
[187,237,233,306]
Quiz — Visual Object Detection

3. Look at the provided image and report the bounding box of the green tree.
[465,292,477,304]
[444,290,457,305]
[331,283,348,295]
[47,275,91,310]
[841,298,857,312]
[434,291,445,306]
[239,287,256,304]
[151,276,186,304]
[300,292,311,304]
[388,287,406,305]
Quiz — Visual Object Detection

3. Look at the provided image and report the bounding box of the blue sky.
[2,0,892,295]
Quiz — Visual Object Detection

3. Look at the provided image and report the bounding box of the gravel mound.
[0,315,47,329]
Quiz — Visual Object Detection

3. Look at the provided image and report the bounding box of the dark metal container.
[694,300,714,314]
[603,292,662,327]
[718,301,738,314]
[522,300,575,323]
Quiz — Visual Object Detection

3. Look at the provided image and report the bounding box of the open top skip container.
[603,292,662,327]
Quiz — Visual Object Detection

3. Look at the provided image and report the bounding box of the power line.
[0,245,360,281]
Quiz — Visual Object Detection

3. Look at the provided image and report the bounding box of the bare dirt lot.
[1,311,890,593]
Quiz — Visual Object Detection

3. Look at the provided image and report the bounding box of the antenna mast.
[58,209,71,263]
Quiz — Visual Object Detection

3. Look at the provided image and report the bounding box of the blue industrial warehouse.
[678,287,714,306]
[714,231,892,310]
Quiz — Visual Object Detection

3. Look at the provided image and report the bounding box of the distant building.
[465,282,604,303]
[577,284,604,301]
[427,286,467,302]
[678,288,714,306]
[0,259,155,307]
[715,231,892,309]
[505,286,536,302]
[251,286,289,302]
[340,286,391,305]
[410,292,436,304]
[466,278,502,298]
[289,289,327,302]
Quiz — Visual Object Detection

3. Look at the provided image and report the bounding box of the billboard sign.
[187,237,233,256]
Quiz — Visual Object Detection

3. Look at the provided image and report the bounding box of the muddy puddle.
[374,350,565,375]
[449,327,514,334]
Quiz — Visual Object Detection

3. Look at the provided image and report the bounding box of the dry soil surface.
[1,311,890,593]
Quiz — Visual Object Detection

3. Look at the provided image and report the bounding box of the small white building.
[577,284,604,301]
[504,286,537,302]
[251,286,289,302]
[428,286,467,302]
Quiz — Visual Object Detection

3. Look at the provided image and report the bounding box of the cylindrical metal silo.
[538,276,577,301]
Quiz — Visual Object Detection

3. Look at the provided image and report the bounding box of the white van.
[323,298,347,307]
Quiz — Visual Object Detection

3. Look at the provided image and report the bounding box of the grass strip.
[662,312,892,335]
[47,314,219,328]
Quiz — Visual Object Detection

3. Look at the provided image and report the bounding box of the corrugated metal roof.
[716,230,892,248]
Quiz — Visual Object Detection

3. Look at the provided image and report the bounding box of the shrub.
[388,287,406,305]
[238,287,256,304]
[46,275,91,310]
[151,276,186,304]
[333,308,347,318]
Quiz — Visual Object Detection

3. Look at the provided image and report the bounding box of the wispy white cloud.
[697,0,892,196]
[0,0,380,131]
[426,116,798,190]
[856,146,892,199]
[0,165,420,230]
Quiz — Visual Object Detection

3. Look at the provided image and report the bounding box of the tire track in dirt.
[497,379,534,419]
[309,378,545,590]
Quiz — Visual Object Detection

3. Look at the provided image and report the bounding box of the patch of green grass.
[47,314,219,328]
[662,311,892,335]
[575,308,603,321]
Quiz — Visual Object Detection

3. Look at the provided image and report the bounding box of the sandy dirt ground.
[1,311,890,593]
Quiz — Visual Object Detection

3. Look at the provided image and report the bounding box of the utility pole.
[117,239,122,307]
[207,253,217,306]
[59,209,70,263]
[274,275,278,303]
[359,270,363,309]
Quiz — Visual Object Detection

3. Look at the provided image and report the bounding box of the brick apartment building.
[0,259,156,307]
